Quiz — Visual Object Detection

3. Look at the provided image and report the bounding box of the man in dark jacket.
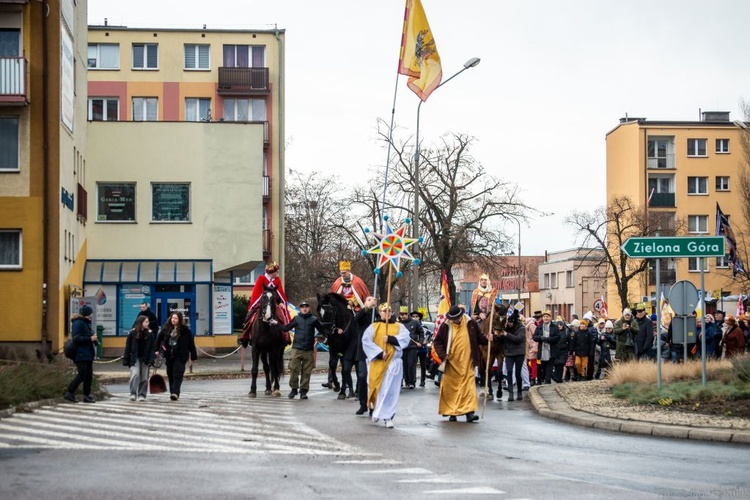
[280,301,324,399]
[64,306,98,403]
[501,310,526,401]
[354,296,377,415]
[634,304,653,359]
[137,301,159,332]
[532,311,560,385]
[398,306,424,389]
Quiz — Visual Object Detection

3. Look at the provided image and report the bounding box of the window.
[687,176,708,195]
[88,98,119,121]
[0,28,20,57]
[550,273,558,289]
[0,117,19,171]
[647,137,675,168]
[716,176,730,191]
[0,230,21,269]
[185,98,211,121]
[716,138,730,153]
[542,273,549,289]
[222,98,266,121]
[222,44,264,68]
[132,43,158,69]
[688,215,708,234]
[97,183,136,222]
[716,255,729,268]
[132,97,158,121]
[688,257,708,272]
[566,270,574,288]
[87,43,119,69]
[687,138,707,157]
[152,183,190,222]
[184,44,210,70]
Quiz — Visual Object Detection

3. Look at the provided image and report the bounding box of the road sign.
[669,280,699,316]
[621,236,725,258]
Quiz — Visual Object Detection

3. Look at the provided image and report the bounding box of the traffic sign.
[669,280,699,316]
[621,236,725,258]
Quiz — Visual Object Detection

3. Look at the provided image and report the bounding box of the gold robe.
[438,317,479,416]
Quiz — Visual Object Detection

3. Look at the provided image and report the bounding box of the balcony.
[262,175,271,202]
[262,229,272,257]
[217,67,270,95]
[647,154,675,169]
[0,57,28,105]
[649,192,675,208]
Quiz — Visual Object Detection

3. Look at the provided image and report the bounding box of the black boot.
[517,390,523,401]
[288,389,298,399]
[507,392,515,402]
[299,390,308,400]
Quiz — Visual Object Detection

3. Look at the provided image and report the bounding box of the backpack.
[63,336,76,360]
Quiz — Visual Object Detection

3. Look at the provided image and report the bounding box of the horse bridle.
[319,301,352,335]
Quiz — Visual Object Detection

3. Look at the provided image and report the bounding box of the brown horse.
[479,302,508,401]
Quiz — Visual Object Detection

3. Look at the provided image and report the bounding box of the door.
[155,292,194,332]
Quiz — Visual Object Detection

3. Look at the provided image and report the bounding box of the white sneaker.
[137,396,146,402]
[384,420,394,429]
[129,395,136,401]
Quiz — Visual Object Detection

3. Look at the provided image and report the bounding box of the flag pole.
[383,264,394,363]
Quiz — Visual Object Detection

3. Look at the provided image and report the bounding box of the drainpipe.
[273,27,285,282]
[40,0,50,360]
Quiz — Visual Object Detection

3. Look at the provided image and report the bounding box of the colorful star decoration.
[365,219,418,272]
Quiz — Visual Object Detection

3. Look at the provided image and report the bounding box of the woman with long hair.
[123,314,155,401]
[156,311,197,401]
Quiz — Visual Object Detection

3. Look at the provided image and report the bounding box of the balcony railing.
[217,67,270,95]
[262,229,272,257]
[0,56,27,105]
[262,175,271,201]
[649,192,675,207]
[647,154,675,169]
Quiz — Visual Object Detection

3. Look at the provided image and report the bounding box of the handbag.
[437,327,452,373]
[148,364,167,394]
[624,330,635,347]
[63,336,76,360]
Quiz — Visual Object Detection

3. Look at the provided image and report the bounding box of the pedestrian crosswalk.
[0,391,366,456]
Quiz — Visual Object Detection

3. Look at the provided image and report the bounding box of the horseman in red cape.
[242,261,290,343]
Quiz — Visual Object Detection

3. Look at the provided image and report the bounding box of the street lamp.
[410,57,481,312]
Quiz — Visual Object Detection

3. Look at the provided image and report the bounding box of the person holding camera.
[613,309,638,362]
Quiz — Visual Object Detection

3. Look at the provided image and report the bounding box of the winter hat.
[725,314,737,325]
[80,305,93,317]
[622,308,632,317]
[650,314,657,322]
[583,311,594,322]
[604,320,614,329]
[579,319,589,328]
[571,319,580,329]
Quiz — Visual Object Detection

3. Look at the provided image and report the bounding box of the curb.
[528,385,750,445]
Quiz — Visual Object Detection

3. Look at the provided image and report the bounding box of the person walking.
[354,296,378,415]
[432,306,486,423]
[156,311,197,401]
[136,301,159,333]
[501,310,526,401]
[280,301,324,400]
[123,314,156,401]
[532,310,560,385]
[411,311,429,387]
[398,306,424,389]
[362,303,410,429]
[64,306,98,403]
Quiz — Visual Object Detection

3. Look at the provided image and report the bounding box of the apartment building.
[606,111,745,316]
[0,0,89,356]
[86,24,285,353]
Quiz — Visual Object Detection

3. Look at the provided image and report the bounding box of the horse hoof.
[265,390,272,396]
[248,392,257,398]
[272,390,281,398]
[337,393,346,400]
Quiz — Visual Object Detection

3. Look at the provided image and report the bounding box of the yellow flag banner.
[437,269,451,316]
[398,0,442,101]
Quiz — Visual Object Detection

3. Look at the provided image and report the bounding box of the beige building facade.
[538,248,607,321]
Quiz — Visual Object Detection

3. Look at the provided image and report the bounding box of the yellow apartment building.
[0,0,89,357]
[86,24,285,354]
[606,111,745,317]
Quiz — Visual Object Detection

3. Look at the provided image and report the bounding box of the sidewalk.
[528,384,750,444]
[94,348,333,384]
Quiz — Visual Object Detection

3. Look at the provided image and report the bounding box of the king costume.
[330,261,370,310]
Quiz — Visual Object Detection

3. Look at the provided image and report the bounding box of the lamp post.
[410,57,481,312]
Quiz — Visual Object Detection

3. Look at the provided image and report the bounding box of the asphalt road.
[0,373,748,500]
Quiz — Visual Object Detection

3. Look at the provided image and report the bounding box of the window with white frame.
[132,97,158,121]
[0,230,21,269]
[185,98,211,121]
[132,43,158,69]
[0,117,19,172]
[716,176,730,191]
[687,138,707,157]
[716,255,729,268]
[222,44,265,68]
[551,273,558,289]
[566,270,574,287]
[152,183,190,222]
[716,138,730,153]
[88,98,118,121]
[688,257,709,272]
[222,98,266,121]
[687,176,708,195]
[542,273,549,289]
[87,43,119,69]
[688,215,708,234]
[184,44,210,70]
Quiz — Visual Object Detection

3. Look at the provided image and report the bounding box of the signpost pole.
[656,258,662,389]
[701,267,707,387]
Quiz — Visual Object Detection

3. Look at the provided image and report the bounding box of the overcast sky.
[88,0,750,255]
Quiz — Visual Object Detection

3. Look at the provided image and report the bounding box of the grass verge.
[0,358,101,409]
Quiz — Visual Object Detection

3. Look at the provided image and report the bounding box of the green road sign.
[621,236,725,258]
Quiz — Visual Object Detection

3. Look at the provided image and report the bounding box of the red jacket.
[723,325,746,357]
[248,274,290,323]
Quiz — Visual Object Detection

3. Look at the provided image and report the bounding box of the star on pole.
[365,219,418,273]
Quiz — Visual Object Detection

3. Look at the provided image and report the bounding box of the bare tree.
[368,123,535,303]
[566,196,683,311]
[728,98,750,288]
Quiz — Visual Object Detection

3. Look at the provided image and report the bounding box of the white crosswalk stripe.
[0,391,369,456]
